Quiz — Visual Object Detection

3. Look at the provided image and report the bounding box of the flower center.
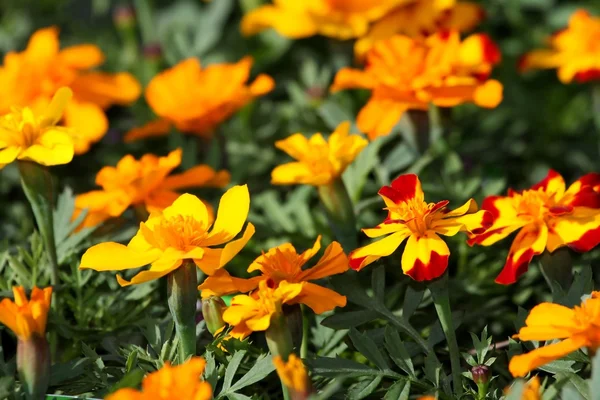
[573,302,600,349]
[513,189,555,221]
[325,0,382,12]
[259,250,303,283]
[388,198,435,236]
[144,215,208,250]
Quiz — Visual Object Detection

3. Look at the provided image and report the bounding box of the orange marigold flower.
[0,287,52,341]
[80,187,255,285]
[222,280,304,339]
[124,57,274,142]
[331,31,503,140]
[506,377,542,400]
[0,87,74,169]
[106,357,211,400]
[519,10,600,84]
[355,0,484,60]
[349,174,491,280]
[240,0,412,40]
[273,354,311,399]
[74,148,230,229]
[271,122,368,186]
[509,297,600,377]
[0,27,141,154]
[417,397,436,400]
[199,236,348,314]
[469,170,600,284]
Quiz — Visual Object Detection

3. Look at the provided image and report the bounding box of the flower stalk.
[317,177,357,252]
[430,273,463,395]
[266,310,294,361]
[167,261,198,363]
[18,161,59,286]
[18,334,50,400]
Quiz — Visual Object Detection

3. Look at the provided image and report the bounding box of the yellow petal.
[198,269,262,298]
[19,129,74,166]
[204,185,250,246]
[41,87,72,127]
[80,242,161,271]
[195,223,255,275]
[401,232,450,281]
[349,230,410,271]
[116,256,183,287]
[271,162,327,185]
[163,193,210,226]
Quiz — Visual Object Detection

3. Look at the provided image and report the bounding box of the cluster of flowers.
[0,1,598,398]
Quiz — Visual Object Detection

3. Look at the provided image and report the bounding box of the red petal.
[379,174,421,204]
[495,248,535,285]
[568,226,600,252]
[405,252,449,281]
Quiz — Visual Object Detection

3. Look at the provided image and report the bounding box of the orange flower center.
[388,198,440,235]
[512,189,569,222]
[302,144,334,175]
[144,215,208,251]
[573,302,600,349]
[259,250,303,283]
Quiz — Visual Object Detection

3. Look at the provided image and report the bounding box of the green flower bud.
[201,297,226,336]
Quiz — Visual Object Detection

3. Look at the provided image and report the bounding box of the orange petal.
[124,119,172,143]
[297,241,348,281]
[293,282,346,314]
[509,336,587,377]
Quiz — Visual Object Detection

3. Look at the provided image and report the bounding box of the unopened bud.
[471,365,490,384]
[142,43,162,62]
[113,5,136,30]
[202,297,226,336]
[17,335,50,399]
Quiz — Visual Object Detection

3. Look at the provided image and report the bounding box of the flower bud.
[202,297,226,336]
[113,5,136,31]
[471,364,490,384]
[17,335,50,399]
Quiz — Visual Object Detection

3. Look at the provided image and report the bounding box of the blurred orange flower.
[199,236,348,314]
[469,170,600,284]
[505,377,541,400]
[349,174,491,280]
[0,87,74,168]
[124,57,274,142]
[355,0,484,59]
[106,357,211,400]
[0,287,52,341]
[520,10,600,83]
[241,0,412,40]
[222,280,304,339]
[331,31,503,139]
[80,188,255,285]
[274,354,311,399]
[0,27,141,154]
[509,297,600,377]
[271,122,367,186]
[74,148,230,229]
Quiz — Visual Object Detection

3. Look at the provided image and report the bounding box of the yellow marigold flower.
[469,170,600,284]
[241,0,412,40]
[0,27,141,154]
[79,187,255,285]
[271,122,367,186]
[505,377,542,400]
[509,297,600,377]
[331,31,503,140]
[106,357,211,400]
[74,148,230,229]
[355,0,484,59]
[222,280,304,339]
[0,87,74,169]
[0,287,52,341]
[199,236,348,314]
[349,174,491,280]
[124,57,274,142]
[519,10,600,83]
[273,354,311,399]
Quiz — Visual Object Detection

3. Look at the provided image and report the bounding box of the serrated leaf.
[226,354,275,394]
[403,286,424,320]
[349,328,389,370]
[383,379,411,400]
[348,376,383,400]
[384,326,415,378]
[222,350,247,392]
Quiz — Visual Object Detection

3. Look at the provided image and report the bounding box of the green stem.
[18,161,59,286]
[300,305,309,359]
[266,311,294,360]
[477,382,489,400]
[317,177,357,252]
[167,261,198,363]
[593,85,600,132]
[430,274,463,395]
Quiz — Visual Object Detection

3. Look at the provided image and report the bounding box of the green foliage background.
[1,0,600,398]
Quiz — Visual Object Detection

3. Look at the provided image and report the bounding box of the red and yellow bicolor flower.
[469,170,600,284]
[349,174,491,280]
[519,10,600,83]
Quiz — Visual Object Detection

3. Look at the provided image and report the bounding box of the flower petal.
[293,282,346,314]
[401,232,449,281]
[198,269,262,298]
[515,303,578,341]
[80,242,161,271]
[271,162,327,185]
[203,185,250,246]
[297,241,348,281]
[163,193,210,226]
[349,230,410,271]
[116,256,183,287]
[495,224,548,285]
[379,173,424,205]
[509,336,587,378]
[240,5,318,38]
[195,223,255,275]
[19,129,74,166]
[124,119,172,143]
[160,165,230,190]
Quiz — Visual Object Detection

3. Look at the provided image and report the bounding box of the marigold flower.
[222,280,304,339]
[0,87,74,169]
[199,236,348,314]
[0,27,141,153]
[505,377,541,400]
[273,354,311,399]
[80,187,255,285]
[0,286,52,341]
[519,10,600,83]
[331,31,503,140]
[469,170,600,284]
[240,0,412,40]
[74,148,230,229]
[124,57,274,142]
[106,357,211,400]
[271,122,367,186]
[355,0,484,59]
[509,297,600,377]
[349,174,491,280]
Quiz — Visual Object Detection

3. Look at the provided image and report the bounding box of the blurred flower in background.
[0,27,141,153]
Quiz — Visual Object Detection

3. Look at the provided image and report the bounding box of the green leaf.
[505,381,525,400]
[107,369,145,393]
[347,376,383,400]
[383,379,411,400]
[222,350,247,392]
[403,286,424,320]
[557,373,590,400]
[384,326,415,378]
[349,328,390,371]
[321,310,379,329]
[204,351,218,389]
[590,353,600,396]
[307,357,397,378]
[226,353,275,394]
